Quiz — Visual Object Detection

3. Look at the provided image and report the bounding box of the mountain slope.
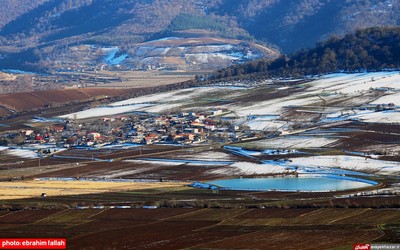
[213,0,400,52]
[0,0,399,71]
[0,0,47,29]
[1,0,399,51]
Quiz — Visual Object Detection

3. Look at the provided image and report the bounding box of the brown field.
[0,106,11,116]
[0,210,61,224]
[0,207,396,249]
[236,208,318,219]
[0,145,239,181]
[197,230,380,250]
[0,88,139,112]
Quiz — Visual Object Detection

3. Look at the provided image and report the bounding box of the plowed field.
[0,208,396,249]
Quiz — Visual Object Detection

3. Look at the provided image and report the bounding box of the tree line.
[207,27,400,82]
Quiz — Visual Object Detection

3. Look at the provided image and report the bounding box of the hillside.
[216,0,400,52]
[0,0,398,50]
[210,27,400,80]
[0,0,46,29]
[0,0,398,72]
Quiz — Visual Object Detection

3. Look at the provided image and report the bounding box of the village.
[0,109,267,159]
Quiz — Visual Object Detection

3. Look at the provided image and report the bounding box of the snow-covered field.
[59,104,153,119]
[233,94,321,116]
[288,155,400,175]
[0,146,66,159]
[308,72,400,94]
[210,161,290,175]
[4,148,39,159]
[58,71,400,126]
[371,92,400,105]
[353,110,400,123]
[243,135,338,149]
[59,86,247,119]
[209,153,400,176]
[173,151,233,161]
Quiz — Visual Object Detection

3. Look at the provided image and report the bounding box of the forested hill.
[210,27,400,81]
[0,0,47,29]
[0,0,399,72]
[0,0,399,53]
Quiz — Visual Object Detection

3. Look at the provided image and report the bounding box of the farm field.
[0,207,397,249]
[0,179,188,200]
[0,88,139,113]
[1,71,400,249]
[83,70,200,89]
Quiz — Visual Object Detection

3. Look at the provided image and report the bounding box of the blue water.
[208,176,376,192]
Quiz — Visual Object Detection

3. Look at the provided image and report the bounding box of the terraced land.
[0,208,398,249]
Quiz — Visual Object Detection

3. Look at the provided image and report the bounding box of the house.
[191,121,205,127]
[211,109,223,116]
[21,130,34,136]
[53,125,64,133]
[144,133,159,144]
[205,124,216,131]
[35,134,44,142]
[88,132,102,141]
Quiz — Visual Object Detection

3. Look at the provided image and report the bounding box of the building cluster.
[0,110,263,151]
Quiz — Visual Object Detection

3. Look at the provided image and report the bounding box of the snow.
[224,146,262,157]
[0,146,8,151]
[109,90,190,106]
[211,161,290,175]
[192,45,234,53]
[355,110,400,123]
[59,104,153,119]
[99,169,146,179]
[124,159,184,166]
[7,148,38,159]
[2,69,36,75]
[245,119,286,131]
[185,53,239,63]
[103,47,128,65]
[175,151,233,160]
[371,92,400,105]
[309,71,400,95]
[212,154,399,176]
[245,136,338,149]
[57,71,400,126]
[102,143,142,149]
[148,37,181,42]
[108,86,246,113]
[327,109,400,123]
[288,155,400,175]
[229,72,400,119]
[233,95,320,116]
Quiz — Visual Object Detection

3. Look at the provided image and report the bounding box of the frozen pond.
[207,176,377,192]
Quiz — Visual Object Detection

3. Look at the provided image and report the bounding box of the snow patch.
[103,47,128,65]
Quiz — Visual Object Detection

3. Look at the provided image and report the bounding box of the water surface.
[208,176,376,192]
